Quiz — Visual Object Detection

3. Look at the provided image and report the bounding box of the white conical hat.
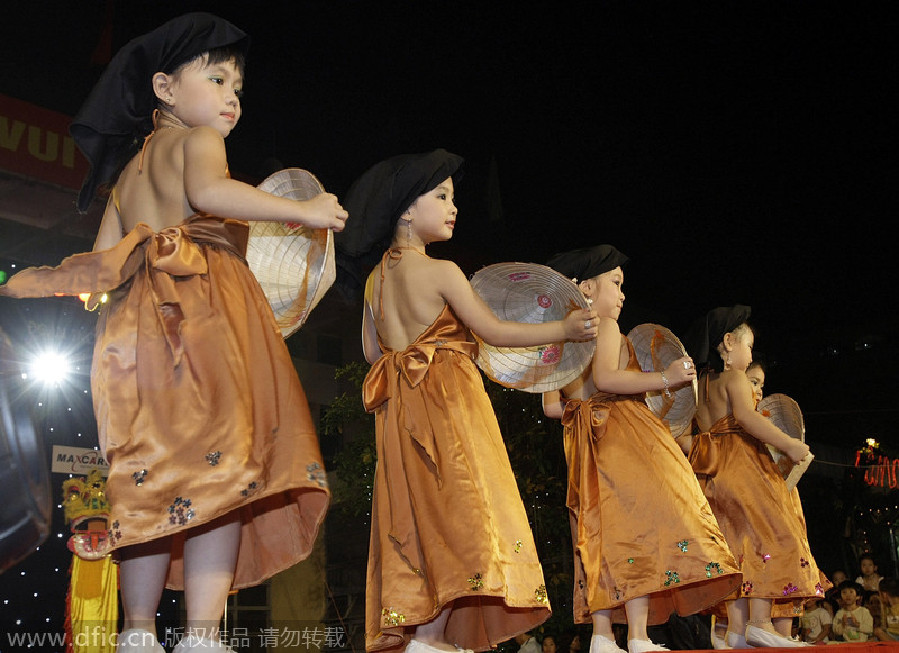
[248,168,335,338]
[469,262,594,393]
[627,323,698,438]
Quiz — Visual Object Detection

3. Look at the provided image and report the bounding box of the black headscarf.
[71,12,248,212]
[684,305,752,372]
[546,244,629,281]
[334,149,464,300]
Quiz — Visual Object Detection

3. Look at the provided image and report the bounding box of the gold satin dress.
[689,415,823,604]
[0,215,329,590]
[561,336,742,625]
[363,303,551,653]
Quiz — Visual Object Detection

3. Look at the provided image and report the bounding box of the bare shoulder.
[596,316,622,335]
[721,368,749,390]
[425,258,466,292]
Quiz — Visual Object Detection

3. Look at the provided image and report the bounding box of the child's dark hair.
[859,552,877,565]
[170,43,246,76]
[838,579,862,595]
[880,577,899,598]
[746,359,766,373]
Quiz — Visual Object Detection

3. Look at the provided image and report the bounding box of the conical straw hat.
[248,168,335,338]
[469,262,594,393]
[758,393,806,480]
[627,323,698,438]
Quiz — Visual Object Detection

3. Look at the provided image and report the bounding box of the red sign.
[0,94,88,190]
[855,451,899,488]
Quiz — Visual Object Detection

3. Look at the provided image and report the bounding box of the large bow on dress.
[560,396,612,520]
[363,336,477,551]
[0,216,246,367]
[688,414,743,476]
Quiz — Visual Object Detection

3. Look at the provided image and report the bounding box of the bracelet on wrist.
[660,370,672,398]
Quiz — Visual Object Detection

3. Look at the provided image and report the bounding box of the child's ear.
[722,332,736,352]
[152,72,174,106]
[578,278,594,298]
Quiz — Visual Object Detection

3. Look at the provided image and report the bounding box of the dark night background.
[6,0,895,417]
[1,0,898,647]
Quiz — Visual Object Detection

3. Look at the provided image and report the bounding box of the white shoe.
[172,634,234,651]
[725,631,751,649]
[745,625,804,648]
[627,640,668,653]
[711,631,731,650]
[117,629,164,652]
[590,634,627,653]
[407,640,459,653]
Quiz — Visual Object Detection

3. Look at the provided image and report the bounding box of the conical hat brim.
[627,323,697,438]
[470,262,594,393]
[248,168,335,338]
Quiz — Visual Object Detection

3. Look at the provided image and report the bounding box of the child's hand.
[785,440,811,464]
[295,193,349,232]
[563,308,598,341]
[664,356,697,387]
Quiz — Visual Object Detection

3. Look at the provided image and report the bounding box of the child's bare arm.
[182,127,347,230]
[592,317,695,395]
[438,262,597,346]
[93,196,124,252]
[542,390,565,419]
[727,372,810,462]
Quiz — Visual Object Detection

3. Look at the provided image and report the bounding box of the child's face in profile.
[841,588,859,607]
[166,56,243,137]
[860,559,877,576]
[746,365,765,404]
[586,267,625,320]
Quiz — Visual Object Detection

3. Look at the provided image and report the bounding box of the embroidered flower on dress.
[800,557,809,568]
[535,585,549,604]
[705,562,724,578]
[762,553,771,563]
[132,469,148,486]
[467,573,484,591]
[677,539,689,553]
[306,462,327,488]
[205,451,221,466]
[815,582,825,596]
[167,497,195,525]
[514,539,523,554]
[742,581,754,595]
[240,481,258,497]
[664,570,681,586]
[783,583,799,596]
[108,520,122,546]
[537,295,553,309]
[381,607,406,627]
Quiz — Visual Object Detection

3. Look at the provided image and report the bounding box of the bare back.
[115,127,203,232]
[695,370,734,431]
[367,252,458,352]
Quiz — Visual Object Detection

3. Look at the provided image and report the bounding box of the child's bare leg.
[182,513,241,640]
[746,597,775,632]
[773,616,793,637]
[592,609,615,640]
[725,598,749,644]
[624,596,650,641]
[412,605,455,652]
[119,538,172,633]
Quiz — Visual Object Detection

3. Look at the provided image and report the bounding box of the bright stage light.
[27,350,71,386]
